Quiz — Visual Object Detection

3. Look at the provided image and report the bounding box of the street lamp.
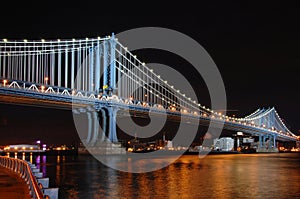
[3,79,7,86]
[44,77,49,85]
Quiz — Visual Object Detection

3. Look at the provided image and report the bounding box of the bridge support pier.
[98,109,107,142]
[86,112,92,145]
[264,135,269,148]
[107,106,118,143]
[259,134,263,148]
[90,111,99,146]
[257,134,279,153]
[273,134,277,148]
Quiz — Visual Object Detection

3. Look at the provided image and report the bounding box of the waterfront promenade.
[0,166,30,199]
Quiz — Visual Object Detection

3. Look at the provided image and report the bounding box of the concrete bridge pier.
[87,108,107,146]
[98,109,107,143]
[85,111,92,145]
[90,111,99,146]
[257,134,278,153]
[107,106,118,143]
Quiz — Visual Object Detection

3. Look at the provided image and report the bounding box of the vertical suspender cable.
[8,46,11,79]
[36,44,39,84]
[78,41,81,90]
[65,48,68,88]
[118,46,121,97]
[71,40,75,89]
[89,42,94,92]
[95,39,100,93]
[0,46,2,78]
[58,42,61,87]
[24,43,26,81]
[3,43,6,78]
[50,42,55,86]
[84,39,88,91]
[41,42,44,84]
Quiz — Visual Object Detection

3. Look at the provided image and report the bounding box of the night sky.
[0,1,299,145]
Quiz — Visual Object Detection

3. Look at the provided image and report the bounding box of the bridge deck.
[0,166,31,199]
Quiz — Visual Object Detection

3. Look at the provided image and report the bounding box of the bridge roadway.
[0,165,31,199]
[0,86,297,142]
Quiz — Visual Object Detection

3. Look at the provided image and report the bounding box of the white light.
[177,90,180,93]
[41,39,45,42]
[142,62,145,66]
[124,47,128,50]
[133,55,137,58]
[158,75,160,78]
[24,39,28,42]
[97,36,101,40]
[164,80,167,83]
[86,37,89,41]
[57,39,61,42]
[3,38,7,42]
[150,69,153,72]
[171,86,174,88]
[72,38,76,41]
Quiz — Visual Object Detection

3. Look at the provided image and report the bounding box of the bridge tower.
[102,33,117,96]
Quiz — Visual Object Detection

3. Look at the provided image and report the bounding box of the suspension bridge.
[0,34,298,152]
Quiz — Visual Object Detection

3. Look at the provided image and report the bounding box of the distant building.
[166,140,173,148]
[3,144,44,152]
[213,137,234,151]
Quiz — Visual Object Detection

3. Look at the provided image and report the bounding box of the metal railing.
[0,156,45,199]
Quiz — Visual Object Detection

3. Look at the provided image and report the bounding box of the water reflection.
[30,153,33,163]
[25,153,300,199]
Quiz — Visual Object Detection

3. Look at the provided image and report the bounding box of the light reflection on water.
[28,153,300,199]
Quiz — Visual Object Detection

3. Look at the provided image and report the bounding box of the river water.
[30,153,300,199]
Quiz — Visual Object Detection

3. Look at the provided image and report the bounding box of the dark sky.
[0,1,299,145]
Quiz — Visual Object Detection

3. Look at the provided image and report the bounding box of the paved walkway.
[0,166,31,199]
